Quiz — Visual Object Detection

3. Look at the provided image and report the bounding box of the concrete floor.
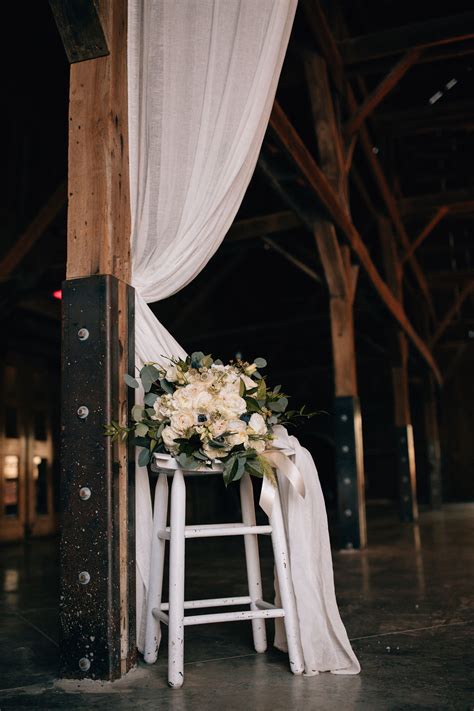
[0,503,473,710]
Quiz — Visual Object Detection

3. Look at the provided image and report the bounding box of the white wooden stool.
[144,453,304,688]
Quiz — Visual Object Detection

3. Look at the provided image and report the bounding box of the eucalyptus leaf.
[132,404,145,422]
[138,448,151,467]
[124,374,139,389]
[160,379,175,394]
[144,392,158,406]
[269,397,288,413]
[135,423,148,437]
[253,357,267,369]
[239,379,246,397]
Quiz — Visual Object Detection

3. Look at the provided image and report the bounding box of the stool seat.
[144,452,304,688]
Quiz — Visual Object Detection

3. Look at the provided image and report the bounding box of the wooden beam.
[430,282,474,345]
[400,188,474,218]
[344,49,422,138]
[0,183,66,281]
[226,211,301,242]
[266,103,442,383]
[401,207,449,264]
[304,3,435,317]
[338,11,474,65]
[427,271,474,287]
[67,0,131,281]
[262,237,323,285]
[354,119,436,317]
[49,0,109,63]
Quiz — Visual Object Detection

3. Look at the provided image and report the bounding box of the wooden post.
[305,54,366,549]
[379,216,418,522]
[423,374,443,509]
[53,0,136,680]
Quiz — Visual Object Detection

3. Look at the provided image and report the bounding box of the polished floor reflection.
[0,504,473,709]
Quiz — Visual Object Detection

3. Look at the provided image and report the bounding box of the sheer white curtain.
[128,0,359,675]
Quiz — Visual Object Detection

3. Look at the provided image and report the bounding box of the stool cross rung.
[157,522,272,540]
[183,608,285,626]
[160,595,252,611]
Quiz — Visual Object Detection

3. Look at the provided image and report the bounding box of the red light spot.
[53,290,62,300]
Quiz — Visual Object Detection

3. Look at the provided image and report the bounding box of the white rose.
[226,419,248,447]
[245,438,266,454]
[162,426,179,451]
[241,375,257,391]
[209,418,227,437]
[202,441,227,460]
[218,392,246,417]
[165,364,178,382]
[170,412,194,434]
[248,413,267,436]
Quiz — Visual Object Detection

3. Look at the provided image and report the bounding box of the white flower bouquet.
[106,352,313,486]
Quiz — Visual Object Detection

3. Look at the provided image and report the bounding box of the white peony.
[153,394,173,420]
[248,413,267,436]
[170,412,194,434]
[162,426,179,451]
[194,390,214,412]
[172,386,197,412]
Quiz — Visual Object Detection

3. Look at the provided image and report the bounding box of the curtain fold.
[128,0,359,675]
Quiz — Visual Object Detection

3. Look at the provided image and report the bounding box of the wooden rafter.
[344,48,422,138]
[430,282,474,346]
[401,207,449,264]
[400,188,474,218]
[427,270,474,287]
[0,183,66,281]
[267,102,442,383]
[338,11,474,65]
[304,1,435,317]
[226,211,301,241]
[262,237,323,285]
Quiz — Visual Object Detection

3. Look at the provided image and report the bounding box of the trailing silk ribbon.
[259,449,306,517]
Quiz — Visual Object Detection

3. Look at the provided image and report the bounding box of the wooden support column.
[379,217,418,522]
[52,0,136,680]
[305,54,366,549]
[424,374,443,509]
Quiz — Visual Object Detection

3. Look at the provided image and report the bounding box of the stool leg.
[168,468,186,688]
[270,484,304,675]
[240,473,267,653]
[144,472,169,663]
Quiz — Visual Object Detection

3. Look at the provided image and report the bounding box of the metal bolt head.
[346,542,354,550]
[342,445,349,453]
[77,328,89,341]
[402,476,409,483]
[77,406,89,419]
[344,508,352,517]
[403,495,409,502]
[79,657,91,671]
[343,477,351,485]
[78,571,91,585]
[340,414,348,422]
[79,487,91,501]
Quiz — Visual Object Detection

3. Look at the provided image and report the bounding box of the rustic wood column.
[305,54,366,549]
[53,0,136,680]
[424,375,443,509]
[379,216,418,522]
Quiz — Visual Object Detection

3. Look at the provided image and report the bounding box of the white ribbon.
[259,449,306,517]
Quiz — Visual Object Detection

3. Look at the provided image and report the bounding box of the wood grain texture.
[67,0,131,282]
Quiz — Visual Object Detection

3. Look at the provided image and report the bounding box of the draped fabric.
[127,0,359,675]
